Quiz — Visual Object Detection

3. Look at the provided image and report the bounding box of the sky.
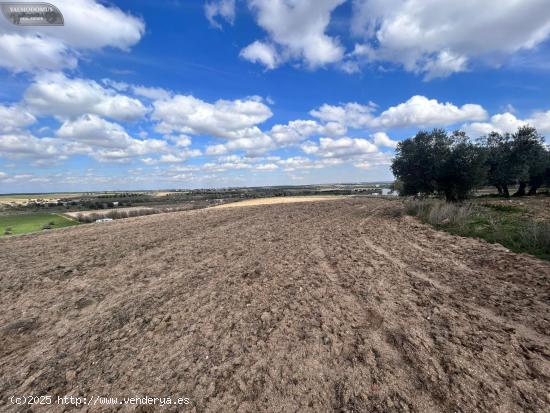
[1,0,550,193]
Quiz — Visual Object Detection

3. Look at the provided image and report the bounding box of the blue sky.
[1,0,550,193]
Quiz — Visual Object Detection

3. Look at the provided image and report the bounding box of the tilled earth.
[1,198,549,412]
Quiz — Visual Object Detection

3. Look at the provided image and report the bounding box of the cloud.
[372,132,398,148]
[101,79,130,92]
[25,73,148,121]
[276,156,344,171]
[101,79,172,100]
[0,34,77,73]
[205,0,236,28]
[374,96,487,128]
[351,0,550,78]
[269,119,345,145]
[56,114,167,162]
[159,151,202,163]
[0,0,144,73]
[240,41,279,69]
[132,85,172,100]
[168,135,193,147]
[302,137,378,158]
[152,94,273,139]
[463,113,527,137]
[527,110,550,135]
[310,102,377,128]
[205,133,274,155]
[353,152,394,169]
[0,132,61,160]
[242,0,346,69]
[0,172,53,184]
[310,96,487,130]
[0,105,36,133]
[462,110,550,138]
[254,163,279,171]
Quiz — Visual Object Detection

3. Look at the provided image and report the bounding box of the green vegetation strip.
[405,199,550,261]
[0,213,79,236]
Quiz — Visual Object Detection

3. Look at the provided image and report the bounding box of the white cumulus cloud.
[242,0,346,69]
[374,95,487,129]
[0,0,144,73]
[351,0,550,78]
[56,114,167,162]
[302,136,378,158]
[310,102,377,129]
[463,110,550,139]
[25,73,148,121]
[240,41,279,69]
[152,94,273,139]
[0,105,36,133]
[372,132,398,148]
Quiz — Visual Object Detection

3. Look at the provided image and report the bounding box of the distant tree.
[509,126,547,196]
[392,129,485,201]
[544,150,550,189]
[437,131,487,202]
[391,129,451,196]
[524,134,549,195]
[478,132,515,197]
[527,147,549,195]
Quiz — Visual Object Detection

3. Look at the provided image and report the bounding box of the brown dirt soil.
[1,198,549,412]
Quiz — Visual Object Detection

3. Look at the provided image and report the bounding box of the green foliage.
[479,126,549,196]
[393,126,549,201]
[478,132,516,197]
[438,131,487,201]
[392,129,486,201]
[509,126,547,196]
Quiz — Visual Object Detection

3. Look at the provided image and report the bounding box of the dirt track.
[1,198,549,412]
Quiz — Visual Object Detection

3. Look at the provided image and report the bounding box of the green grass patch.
[0,213,79,236]
[405,199,550,261]
[481,203,525,213]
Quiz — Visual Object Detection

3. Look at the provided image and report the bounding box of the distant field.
[212,195,348,209]
[65,206,157,218]
[0,193,83,205]
[0,213,79,236]
[0,192,137,204]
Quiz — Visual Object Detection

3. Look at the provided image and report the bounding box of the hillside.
[1,198,549,412]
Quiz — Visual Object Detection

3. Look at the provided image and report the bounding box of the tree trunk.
[513,182,527,197]
[502,185,510,198]
[527,184,540,196]
[445,189,458,202]
[496,184,503,195]
[528,176,543,196]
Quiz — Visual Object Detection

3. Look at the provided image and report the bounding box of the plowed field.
[1,198,549,412]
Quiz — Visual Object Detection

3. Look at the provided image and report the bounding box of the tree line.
[391,126,550,201]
